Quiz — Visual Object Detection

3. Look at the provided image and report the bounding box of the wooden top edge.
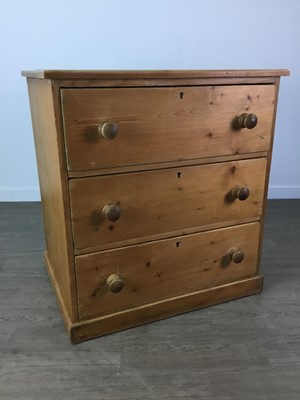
[21,69,290,79]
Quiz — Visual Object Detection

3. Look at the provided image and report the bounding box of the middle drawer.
[69,158,266,251]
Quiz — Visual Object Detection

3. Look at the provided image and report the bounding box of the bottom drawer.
[76,222,260,320]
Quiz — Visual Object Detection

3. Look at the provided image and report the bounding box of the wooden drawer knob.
[102,204,121,222]
[237,113,258,129]
[98,121,118,140]
[231,185,250,201]
[106,274,124,293]
[226,248,244,264]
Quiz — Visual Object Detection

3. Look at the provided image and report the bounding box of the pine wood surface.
[26,79,77,321]
[75,222,260,320]
[21,69,290,79]
[70,158,266,251]
[67,151,268,178]
[54,77,278,88]
[255,77,281,275]
[61,85,275,171]
[73,276,263,343]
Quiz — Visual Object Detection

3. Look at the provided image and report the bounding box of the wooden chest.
[22,69,289,343]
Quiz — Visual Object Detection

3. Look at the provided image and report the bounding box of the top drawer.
[61,85,275,171]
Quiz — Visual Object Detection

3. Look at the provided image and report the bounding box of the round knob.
[226,248,244,264]
[98,121,118,140]
[231,185,250,201]
[237,113,258,129]
[106,274,124,293]
[102,204,121,222]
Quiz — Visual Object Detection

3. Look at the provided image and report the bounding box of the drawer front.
[76,222,260,319]
[61,85,275,171]
[70,158,266,250]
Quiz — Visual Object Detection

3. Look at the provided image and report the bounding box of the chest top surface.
[21,69,290,80]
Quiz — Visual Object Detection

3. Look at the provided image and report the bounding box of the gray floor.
[0,200,299,400]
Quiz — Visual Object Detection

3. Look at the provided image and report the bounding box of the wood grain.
[61,85,275,171]
[69,158,267,251]
[256,77,281,275]
[44,251,72,333]
[21,69,290,79]
[75,222,260,320]
[26,78,77,321]
[72,216,260,256]
[55,77,278,88]
[67,151,268,178]
[72,275,263,342]
[62,85,275,171]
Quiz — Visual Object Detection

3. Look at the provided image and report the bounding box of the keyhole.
[177,172,182,178]
[176,241,181,247]
[179,92,184,99]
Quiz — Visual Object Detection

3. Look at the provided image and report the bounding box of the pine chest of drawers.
[23,69,289,343]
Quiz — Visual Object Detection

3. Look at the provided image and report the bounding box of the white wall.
[0,0,299,201]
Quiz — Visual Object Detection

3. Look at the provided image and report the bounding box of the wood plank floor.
[0,200,299,399]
